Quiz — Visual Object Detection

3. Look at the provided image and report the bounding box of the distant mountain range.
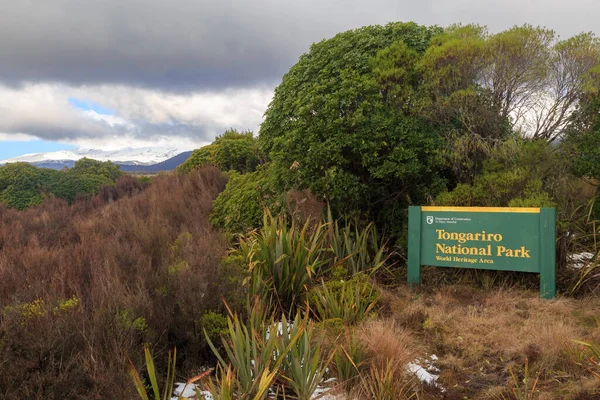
[0,147,194,172]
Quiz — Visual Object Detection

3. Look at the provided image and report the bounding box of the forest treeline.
[0,158,125,209]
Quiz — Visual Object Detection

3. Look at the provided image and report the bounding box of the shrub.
[177,129,264,174]
[231,211,331,313]
[210,165,283,232]
[206,306,332,400]
[0,167,236,399]
[308,274,380,325]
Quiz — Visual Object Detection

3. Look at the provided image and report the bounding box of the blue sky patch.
[0,140,77,161]
[68,97,115,115]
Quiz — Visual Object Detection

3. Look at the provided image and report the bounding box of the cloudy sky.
[1,0,598,159]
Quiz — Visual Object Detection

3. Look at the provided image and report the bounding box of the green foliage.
[45,171,113,203]
[210,165,283,232]
[563,97,600,181]
[332,332,369,392]
[436,140,559,208]
[178,129,263,174]
[71,157,123,181]
[309,274,380,325]
[278,313,333,400]
[200,311,228,344]
[3,299,47,323]
[232,211,331,313]
[0,163,49,209]
[0,158,122,209]
[205,308,291,400]
[53,295,81,315]
[129,346,178,400]
[418,24,600,144]
[118,309,148,334]
[327,209,389,276]
[205,303,332,400]
[259,22,446,237]
[436,166,554,207]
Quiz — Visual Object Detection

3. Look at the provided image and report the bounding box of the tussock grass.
[386,285,600,399]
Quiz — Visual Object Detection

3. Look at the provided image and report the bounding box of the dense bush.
[210,164,284,232]
[0,158,124,209]
[177,129,264,174]
[259,22,446,237]
[0,167,238,399]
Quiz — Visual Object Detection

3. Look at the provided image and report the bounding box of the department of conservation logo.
[426,216,434,224]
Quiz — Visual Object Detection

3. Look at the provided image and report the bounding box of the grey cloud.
[0,83,272,144]
[1,0,598,91]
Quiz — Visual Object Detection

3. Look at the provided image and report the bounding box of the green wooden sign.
[408,206,556,298]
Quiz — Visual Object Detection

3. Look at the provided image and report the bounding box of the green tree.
[0,159,122,209]
[417,24,600,143]
[178,129,263,174]
[210,165,283,233]
[45,172,112,203]
[259,22,446,236]
[0,163,48,209]
[70,157,122,181]
[563,96,600,181]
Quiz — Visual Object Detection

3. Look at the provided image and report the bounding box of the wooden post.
[407,206,421,287]
[539,208,556,299]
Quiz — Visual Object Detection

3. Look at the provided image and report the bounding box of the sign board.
[408,206,556,298]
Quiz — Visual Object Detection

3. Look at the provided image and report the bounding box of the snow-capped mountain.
[0,147,191,166]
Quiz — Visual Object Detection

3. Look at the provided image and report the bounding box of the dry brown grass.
[384,285,600,399]
[358,319,420,370]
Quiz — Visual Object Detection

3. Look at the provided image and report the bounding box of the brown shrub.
[285,189,325,228]
[0,167,235,399]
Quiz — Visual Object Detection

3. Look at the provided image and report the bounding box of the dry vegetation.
[0,167,234,399]
[381,285,600,399]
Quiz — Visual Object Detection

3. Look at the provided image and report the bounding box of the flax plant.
[326,208,389,276]
[205,312,288,399]
[277,313,334,400]
[235,211,331,312]
[311,276,380,324]
[128,346,177,400]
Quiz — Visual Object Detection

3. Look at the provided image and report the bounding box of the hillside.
[0,167,598,399]
[118,151,193,172]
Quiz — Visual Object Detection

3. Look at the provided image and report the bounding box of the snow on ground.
[169,354,443,399]
[407,354,444,391]
[171,382,212,400]
[170,381,341,400]
[568,252,596,269]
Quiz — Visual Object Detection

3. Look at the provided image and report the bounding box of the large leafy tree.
[417,24,600,143]
[71,157,123,181]
[259,22,446,235]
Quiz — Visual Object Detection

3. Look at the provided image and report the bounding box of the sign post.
[407,206,556,299]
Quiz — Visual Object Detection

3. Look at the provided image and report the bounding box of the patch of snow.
[406,355,445,392]
[265,321,288,340]
[568,252,596,270]
[407,362,439,385]
[172,382,212,400]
